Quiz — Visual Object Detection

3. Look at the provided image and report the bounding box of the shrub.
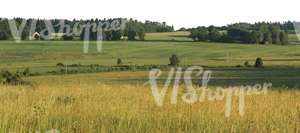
[0,71,25,85]
[117,58,123,65]
[244,61,251,67]
[56,63,65,67]
[69,64,82,67]
[254,58,264,68]
[169,54,180,66]
[236,65,242,68]
[62,35,74,41]
[23,68,30,77]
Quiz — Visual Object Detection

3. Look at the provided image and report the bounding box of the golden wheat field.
[0,73,299,133]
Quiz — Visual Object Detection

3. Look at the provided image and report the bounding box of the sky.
[0,0,299,29]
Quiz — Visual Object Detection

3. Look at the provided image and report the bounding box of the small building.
[30,32,40,40]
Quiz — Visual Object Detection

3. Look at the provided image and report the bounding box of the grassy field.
[145,31,192,41]
[0,73,299,132]
[0,32,300,70]
[288,34,300,44]
[0,32,300,132]
[1,35,300,87]
[2,40,300,69]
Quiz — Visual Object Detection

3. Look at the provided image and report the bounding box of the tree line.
[190,22,293,45]
[0,18,174,41]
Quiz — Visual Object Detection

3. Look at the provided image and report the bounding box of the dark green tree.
[137,28,145,41]
[254,57,264,68]
[190,27,208,41]
[263,32,272,44]
[62,35,73,41]
[169,54,180,66]
[0,31,9,40]
[271,25,281,44]
[117,58,123,65]
[279,31,288,45]
[208,26,221,42]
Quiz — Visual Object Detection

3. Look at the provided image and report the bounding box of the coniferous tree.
[279,31,288,45]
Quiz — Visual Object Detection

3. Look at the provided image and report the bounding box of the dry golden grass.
[0,74,299,132]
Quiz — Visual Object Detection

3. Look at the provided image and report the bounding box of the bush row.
[0,69,31,85]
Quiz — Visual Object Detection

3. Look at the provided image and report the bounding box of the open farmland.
[0,32,300,132]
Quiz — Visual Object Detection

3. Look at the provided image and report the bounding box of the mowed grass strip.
[1,40,300,69]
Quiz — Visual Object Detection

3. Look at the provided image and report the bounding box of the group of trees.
[0,18,174,41]
[121,19,174,40]
[0,17,294,44]
[191,26,227,42]
[144,21,174,32]
[190,22,292,45]
[0,18,11,40]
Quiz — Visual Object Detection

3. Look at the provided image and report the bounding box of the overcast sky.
[0,0,299,29]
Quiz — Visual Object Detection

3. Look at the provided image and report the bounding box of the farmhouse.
[30,32,40,40]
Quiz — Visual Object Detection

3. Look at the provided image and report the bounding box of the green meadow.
[1,32,300,87]
[1,36,300,69]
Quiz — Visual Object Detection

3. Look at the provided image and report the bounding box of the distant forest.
[0,18,174,41]
[0,18,297,45]
[185,22,295,45]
